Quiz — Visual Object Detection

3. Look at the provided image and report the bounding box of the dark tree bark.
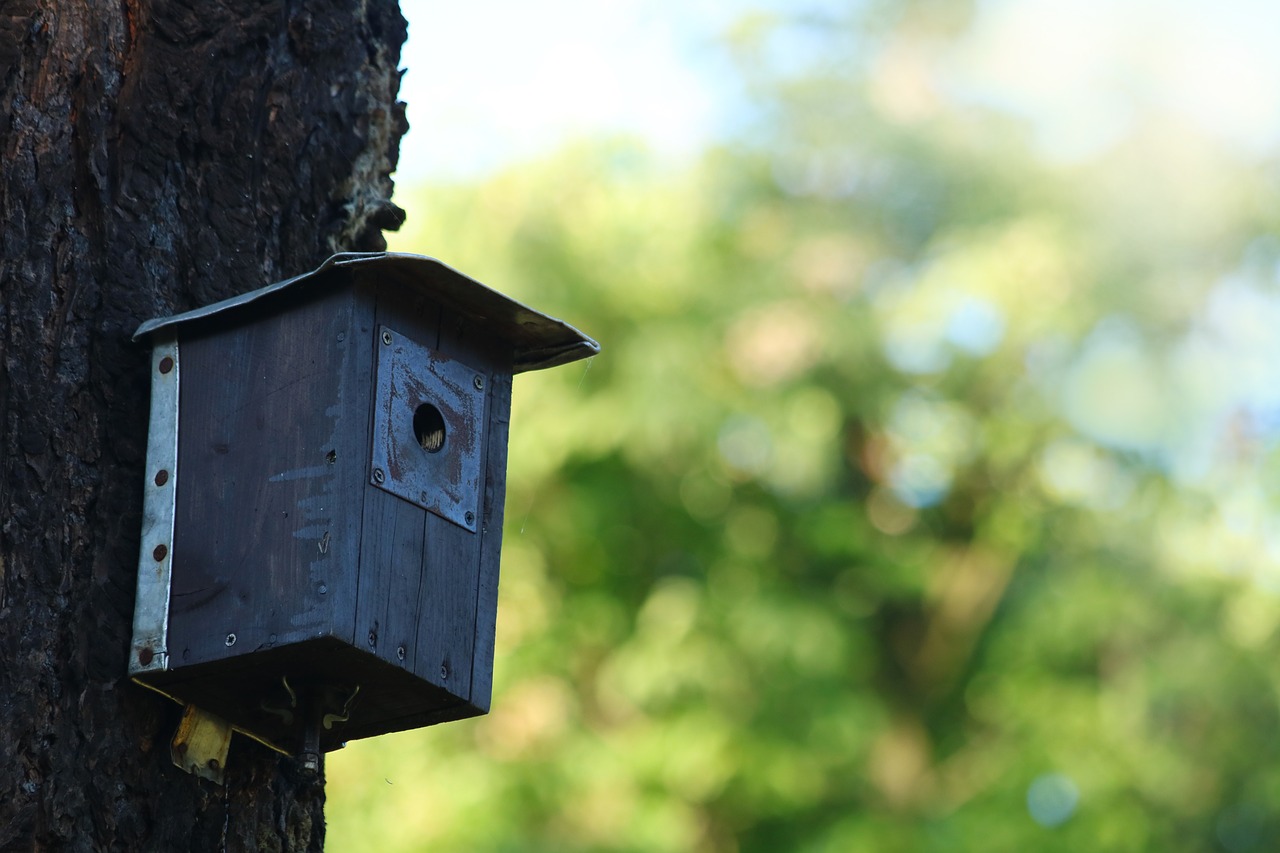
[0,1,408,848]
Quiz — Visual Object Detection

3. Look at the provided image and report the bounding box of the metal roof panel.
[132,252,600,373]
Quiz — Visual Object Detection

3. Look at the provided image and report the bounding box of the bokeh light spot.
[1027,772,1079,828]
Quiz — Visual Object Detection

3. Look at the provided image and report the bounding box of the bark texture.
[0,0,408,848]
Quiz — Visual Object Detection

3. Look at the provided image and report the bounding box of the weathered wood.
[129,260,550,758]
[0,0,408,846]
[434,309,513,711]
[172,284,355,667]
[470,369,513,712]
[355,283,441,684]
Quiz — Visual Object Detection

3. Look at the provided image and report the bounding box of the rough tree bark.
[0,1,408,848]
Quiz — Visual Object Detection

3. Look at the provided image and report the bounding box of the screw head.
[396,646,406,661]
[225,633,236,647]
[465,511,475,526]
[381,330,393,346]
[473,374,485,390]
[154,469,169,487]
[152,544,168,562]
[372,467,385,484]
[158,356,174,375]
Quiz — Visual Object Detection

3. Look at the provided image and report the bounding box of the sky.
[950,0,1280,162]
[392,0,743,181]
[393,0,1280,179]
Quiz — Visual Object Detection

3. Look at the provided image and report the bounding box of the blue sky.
[393,0,1280,179]
[393,0,744,180]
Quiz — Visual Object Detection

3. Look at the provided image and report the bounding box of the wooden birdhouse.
[129,252,598,771]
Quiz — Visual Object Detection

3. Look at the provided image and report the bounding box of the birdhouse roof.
[132,252,600,373]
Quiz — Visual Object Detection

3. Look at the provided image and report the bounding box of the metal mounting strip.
[129,335,179,675]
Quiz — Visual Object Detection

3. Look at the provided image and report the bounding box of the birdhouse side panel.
[168,286,365,669]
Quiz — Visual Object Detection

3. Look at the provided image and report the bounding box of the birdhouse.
[129,252,598,768]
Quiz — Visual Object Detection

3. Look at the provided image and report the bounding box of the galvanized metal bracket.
[371,325,485,532]
[130,335,179,675]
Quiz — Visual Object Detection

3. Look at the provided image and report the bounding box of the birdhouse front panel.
[128,253,596,756]
[346,282,513,737]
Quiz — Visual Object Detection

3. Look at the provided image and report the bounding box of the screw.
[225,633,236,647]
[367,631,377,648]
[337,331,346,342]
[372,467,385,484]
[473,374,485,390]
[152,544,168,562]
[465,511,475,526]
[207,758,220,771]
[381,330,393,346]
[138,647,154,666]
[154,469,169,487]
[158,356,174,374]
[318,583,328,594]
[396,645,406,661]
[440,663,449,680]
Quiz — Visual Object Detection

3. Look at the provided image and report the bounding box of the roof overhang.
[132,252,600,373]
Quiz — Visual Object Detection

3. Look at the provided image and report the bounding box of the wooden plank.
[415,309,512,705]
[468,369,512,711]
[170,284,355,667]
[417,505,477,696]
[355,488,426,669]
[326,283,376,646]
[353,282,440,677]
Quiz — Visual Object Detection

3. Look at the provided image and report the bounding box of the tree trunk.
[0,1,407,848]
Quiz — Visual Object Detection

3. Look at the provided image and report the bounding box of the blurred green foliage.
[327,3,1280,851]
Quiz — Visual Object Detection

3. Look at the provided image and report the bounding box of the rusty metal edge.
[131,253,601,374]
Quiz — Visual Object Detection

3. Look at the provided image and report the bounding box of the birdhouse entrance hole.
[414,403,446,452]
